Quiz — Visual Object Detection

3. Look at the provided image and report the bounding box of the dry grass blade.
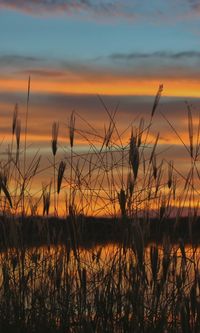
[150,245,159,282]
[52,122,59,156]
[187,102,194,158]
[127,172,134,197]
[15,118,21,164]
[132,221,144,269]
[103,120,115,148]
[26,76,31,111]
[151,84,163,118]
[0,174,12,208]
[159,194,166,220]
[129,130,139,181]
[179,239,186,263]
[195,112,200,158]
[149,132,159,164]
[155,160,163,196]
[24,76,31,173]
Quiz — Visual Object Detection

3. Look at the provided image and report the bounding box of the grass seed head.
[52,122,59,156]
[15,118,21,150]
[69,111,75,148]
[138,117,144,147]
[12,103,18,135]
[57,160,66,194]
[151,84,163,118]
[168,160,173,189]
[42,182,51,216]
[118,188,126,217]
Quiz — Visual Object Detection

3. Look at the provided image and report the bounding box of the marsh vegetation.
[0,82,200,332]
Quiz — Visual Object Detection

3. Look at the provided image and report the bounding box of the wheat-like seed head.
[152,155,157,180]
[168,160,173,189]
[151,84,163,118]
[52,122,59,156]
[69,111,75,148]
[42,182,51,216]
[15,118,21,150]
[57,160,66,194]
[12,104,18,135]
[138,117,144,147]
[118,188,126,217]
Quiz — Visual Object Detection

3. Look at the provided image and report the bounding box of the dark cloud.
[0,1,199,22]
[19,69,66,78]
[0,0,124,17]
[187,0,200,10]
[110,51,200,61]
[0,54,44,68]
[2,51,200,84]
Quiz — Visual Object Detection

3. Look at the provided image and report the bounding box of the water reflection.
[0,242,200,331]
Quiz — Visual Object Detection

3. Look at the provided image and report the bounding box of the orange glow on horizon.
[1,76,200,97]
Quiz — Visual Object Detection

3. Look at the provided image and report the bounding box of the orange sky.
[1,76,200,98]
[0,75,199,216]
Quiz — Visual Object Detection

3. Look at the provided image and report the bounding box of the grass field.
[0,83,200,332]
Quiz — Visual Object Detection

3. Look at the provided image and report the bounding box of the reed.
[0,239,199,332]
[0,81,199,332]
[57,160,66,215]
[52,121,59,216]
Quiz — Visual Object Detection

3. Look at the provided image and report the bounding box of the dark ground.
[0,214,199,249]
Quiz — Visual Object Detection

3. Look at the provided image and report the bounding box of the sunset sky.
[0,1,199,143]
[1,1,200,214]
[1,0,200,96]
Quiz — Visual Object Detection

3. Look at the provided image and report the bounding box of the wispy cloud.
[110,51,200,61]
[187,0,200,10]
[0,0,130,18]
[2,51,200,83]
[0,0,199,24]
[0,54,43,67]
[2,52,200,98]
[0,0,190,21]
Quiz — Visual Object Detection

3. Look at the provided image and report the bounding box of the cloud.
[3,51,200,80]
[0,54,43,66]
[2,52,200,98]
[0,0,129,18]
[0,90,198,177]
[0,0,199,23]
[19,69,66,78]
[102,50,200,80]
[0,0,182,21]
[109,51,200,61]
[187,0,200,10]
[0,51,189,75]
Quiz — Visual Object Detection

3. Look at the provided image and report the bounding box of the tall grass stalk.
[52,122,59,216]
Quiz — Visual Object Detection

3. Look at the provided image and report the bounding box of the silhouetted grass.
[0,82,200,332]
